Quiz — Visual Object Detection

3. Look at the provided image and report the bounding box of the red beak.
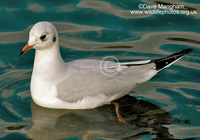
[19,44,34,56]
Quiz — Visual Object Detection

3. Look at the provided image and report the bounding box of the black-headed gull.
[19,22,192,123]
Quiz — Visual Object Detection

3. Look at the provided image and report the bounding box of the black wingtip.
[154,48,193,72]
[180,48,193,54]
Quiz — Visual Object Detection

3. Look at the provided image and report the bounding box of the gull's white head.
[19,22,58,56]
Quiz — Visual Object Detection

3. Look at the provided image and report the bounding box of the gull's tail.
[120,48,193,72]
[152,48,193,72]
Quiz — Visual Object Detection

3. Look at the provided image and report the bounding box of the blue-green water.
[0,0,200,139]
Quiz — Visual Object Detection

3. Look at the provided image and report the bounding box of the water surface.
[0,0,200,139]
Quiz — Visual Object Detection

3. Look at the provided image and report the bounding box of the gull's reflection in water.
[28,95,175,139]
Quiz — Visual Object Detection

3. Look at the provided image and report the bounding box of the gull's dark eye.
[40,34,46,41]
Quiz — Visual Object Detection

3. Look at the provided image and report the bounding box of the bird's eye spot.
[53,36,56,42]
[40,34,46,41]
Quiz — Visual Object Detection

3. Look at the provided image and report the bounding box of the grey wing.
[56,59,157,103]
[56,68,124,103]
[57,48,193,103]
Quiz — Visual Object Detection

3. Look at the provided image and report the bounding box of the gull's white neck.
[32,42,66,84]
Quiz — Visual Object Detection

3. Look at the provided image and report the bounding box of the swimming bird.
[19,22,192,123]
